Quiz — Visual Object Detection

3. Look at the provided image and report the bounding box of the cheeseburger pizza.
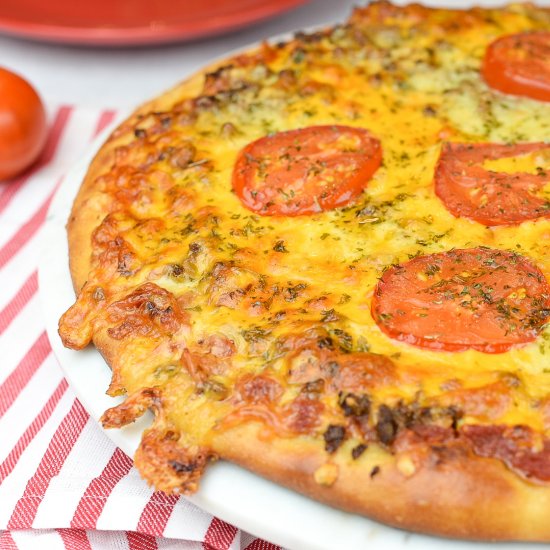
[59,1,550,541]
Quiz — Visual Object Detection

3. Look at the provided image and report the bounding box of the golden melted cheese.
[61,1,550,484]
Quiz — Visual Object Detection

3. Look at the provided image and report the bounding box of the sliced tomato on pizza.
[372,247,550,353]
[232,125,382,216]
[435,142,550,226]
[483,32,550,102]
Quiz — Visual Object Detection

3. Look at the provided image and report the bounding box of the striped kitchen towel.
[0,105,281,550]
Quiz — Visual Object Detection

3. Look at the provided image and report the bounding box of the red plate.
[0,0,310,46]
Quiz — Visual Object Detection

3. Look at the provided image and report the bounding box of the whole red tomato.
[0,67,47,181]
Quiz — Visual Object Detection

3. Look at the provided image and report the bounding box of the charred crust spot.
[168,263,185,277]
[273,240,289,253]
[135,425,216,495]
[324,424,346,454]
[189,242,202,254]
[392,401,433,429]
[370,465,381,478]
[368,400,464,449]
[169,460,196,473]
[376,404,398,446]
[134,128,147,139]
[339,392,371,418]
[352,443,368,460]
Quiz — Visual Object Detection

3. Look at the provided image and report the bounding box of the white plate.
[39,7,549,548]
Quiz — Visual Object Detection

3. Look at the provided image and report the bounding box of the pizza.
[58,1,550,541]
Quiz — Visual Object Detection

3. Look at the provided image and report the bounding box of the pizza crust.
[60,2,550,541]
[212,424,550,541]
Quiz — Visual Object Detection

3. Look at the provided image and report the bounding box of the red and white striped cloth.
[0,105,282,550]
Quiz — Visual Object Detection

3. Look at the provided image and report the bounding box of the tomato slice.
[232,125,382,216]
[371,248,550,353]
[435,142,550,226]
[482,32,550,102]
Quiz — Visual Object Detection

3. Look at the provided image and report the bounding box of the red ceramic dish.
[0,0,310,46]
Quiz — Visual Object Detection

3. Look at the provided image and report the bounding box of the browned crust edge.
[212,423,550,542]
[64,20,550,543]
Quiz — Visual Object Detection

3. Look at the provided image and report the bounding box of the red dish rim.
[0,0,310,46]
